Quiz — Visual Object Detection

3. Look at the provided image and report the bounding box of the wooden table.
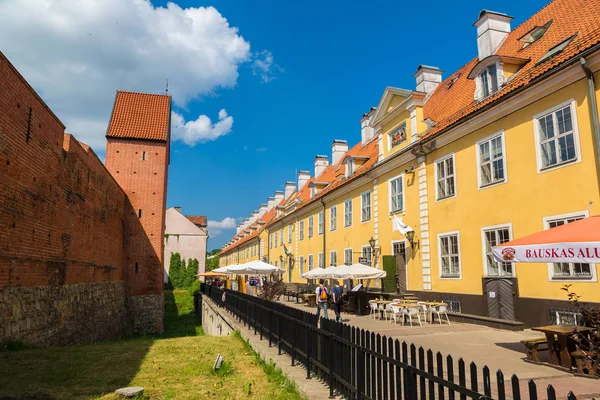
[531,325,594,369]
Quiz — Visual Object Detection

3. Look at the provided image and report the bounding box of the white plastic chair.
[416,302,429,323]
[391,305,403,325]
[383,303,395,321]
[433,304,451,325]
[368,300,379,319]
[403,306,423,327]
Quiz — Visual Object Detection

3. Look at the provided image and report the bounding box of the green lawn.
[0,290,303,400]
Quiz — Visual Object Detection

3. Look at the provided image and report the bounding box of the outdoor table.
[531,325,594,369]
[373,300,393,319]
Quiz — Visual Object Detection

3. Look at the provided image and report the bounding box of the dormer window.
[519,20,552,49]
[310,185,316,199]
[538,34,577,65]
[480,64,498,98]
[345,158,354,178]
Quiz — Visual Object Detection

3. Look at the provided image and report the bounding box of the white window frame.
[308,254,314,270]
[344,248,353,265]
[344,199,352,227]
[308,216,314,238]
[299,256,305,275]
[330,250,337,267]
[543,210,596,282]
[479,64,498,99]
[345,158,354,178]
[274,231,278,248]
[361,245,372,266]
[388,173,405,214]
[480,223,514,277]
[269,234,273,249]
[299,220,304,240]
[288,224,292,244]
[330,206,337,231]
[434,154,457,201]
[318,211,324,235]
[476,131,508,190]
[361,190,372,222]
[280,228,283,246]
[533,99,581,174]
[318,252,324,268]
[437,230,462,279]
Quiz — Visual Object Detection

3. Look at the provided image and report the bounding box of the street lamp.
[406,230,418,249]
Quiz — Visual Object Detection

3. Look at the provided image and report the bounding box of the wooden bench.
[521,338,548,363]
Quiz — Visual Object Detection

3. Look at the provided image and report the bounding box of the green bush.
[188,280,201,297]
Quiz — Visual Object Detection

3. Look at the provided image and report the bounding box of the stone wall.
[1,281,129,346]
[127,293,164,335]
[201,294,233,336]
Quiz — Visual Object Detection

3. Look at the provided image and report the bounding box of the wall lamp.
[406,230,419,249]
[368,236,381,260]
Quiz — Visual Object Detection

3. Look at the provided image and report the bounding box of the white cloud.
[252,50,283,83]
[0,0,263,151]
[208,217,237,237]
[172,109,233,146]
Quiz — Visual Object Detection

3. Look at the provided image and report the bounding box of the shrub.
[563,284,599,376]
[257,280,284,302]
[169,253,183,288]
[188,279,201,297]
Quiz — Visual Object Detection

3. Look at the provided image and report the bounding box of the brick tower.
[104,91,171,334]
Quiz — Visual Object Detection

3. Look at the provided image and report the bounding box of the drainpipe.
[579,57,600,191]
[320,198,327,280]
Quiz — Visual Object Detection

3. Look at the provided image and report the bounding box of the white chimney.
[274,191,285,205]
[298,170,310,190]
[236,226,241,234]
[415,65,443,95]
[284,181,296,199]
[332,140,348,164]
[474,10,513,60]
[267,196,276,209]
[250,210,259,223]
[360,108,377,145]
[314,155,329,177]
[258,203,268,218]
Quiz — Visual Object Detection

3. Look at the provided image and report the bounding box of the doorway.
[485,278,515,320]
[393,241,407,294]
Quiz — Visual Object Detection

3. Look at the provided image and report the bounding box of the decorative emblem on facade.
[390,123,407,148]
[501,247,515,261]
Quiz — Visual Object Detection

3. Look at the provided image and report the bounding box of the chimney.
[274,191,285,204]
[298,170,310,190]
[250,210,259,223]
[415,65,443,95]
[332,140,348,164]
[267,196,276,209]
[360,107,377,144]
[173,206,182,213]
[258,203,268,218]
[284,181,296,199]
[314,155,329,177]
[236,226,241,234]
[474,10,513,60]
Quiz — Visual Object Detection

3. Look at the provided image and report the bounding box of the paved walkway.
[279,298,600,399]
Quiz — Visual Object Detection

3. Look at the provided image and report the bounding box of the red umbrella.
[492,215,600,263]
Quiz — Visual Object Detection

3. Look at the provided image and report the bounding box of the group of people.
[315,279,344,323]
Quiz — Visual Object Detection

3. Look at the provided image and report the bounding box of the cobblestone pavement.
[279,298,600,399]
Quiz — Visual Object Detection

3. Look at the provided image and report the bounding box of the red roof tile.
[107,91,171,141]
[186,216,207,227]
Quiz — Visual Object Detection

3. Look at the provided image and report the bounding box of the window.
[346,158,354,177]
[299,256,304,276]
[546,214,592,279]
[519,20,552,49]
[310,185,316,199]
[138,209,142,218]
[538,34,576,64]
[393,241,407,264]
[440,299,462,313]
[308,255,314,270]
[288,225,292,244]
[439,232,461,278]
[269,233,273,249]
[308,216,314,238]
[280,229,283,246]
[274,231,278,248]
[299,220,305,240]
[318,211,324,235]
[318,252,324,268]
[344,248,353,265]
[361,191,371,222]
[344,199,352,227]
[141,151,146,161]
[536,102,578,170]
[436,155,456,200]
[330,251,337,267]
[330,206,337,231]
[479,64,498,98]
[274,260,277,268]
[483,226,513,276]
[550,308,584,326]
[389,175,404,213]
[361,246,372,266]
[477,133,506,187]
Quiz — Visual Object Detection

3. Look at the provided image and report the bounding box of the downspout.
[320,198,326,270]
[580,57,600,191]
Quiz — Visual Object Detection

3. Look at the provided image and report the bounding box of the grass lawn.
[0,290,304,400]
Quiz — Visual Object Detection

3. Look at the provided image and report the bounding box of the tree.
[206,249,221,271]
[185,258,199,287]
[169,253,183,287]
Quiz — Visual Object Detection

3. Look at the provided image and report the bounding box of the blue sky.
[162,0,548,249]
[0,0,549,250]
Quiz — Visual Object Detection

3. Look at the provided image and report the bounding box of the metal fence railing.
[200,284,592,400]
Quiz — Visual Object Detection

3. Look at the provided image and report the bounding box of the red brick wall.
[0,53,126,288]
[105,139,168,297]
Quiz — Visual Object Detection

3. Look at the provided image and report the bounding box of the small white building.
[164,207,208,283]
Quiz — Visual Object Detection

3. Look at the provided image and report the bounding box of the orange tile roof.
[186,216,207,227]
[423,0,600,139]
[107,91,171,141]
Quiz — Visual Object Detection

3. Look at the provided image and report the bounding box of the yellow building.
[221,0,600,327]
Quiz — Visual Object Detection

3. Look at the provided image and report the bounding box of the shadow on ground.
[0,290,200,400]
[495,342,550,363]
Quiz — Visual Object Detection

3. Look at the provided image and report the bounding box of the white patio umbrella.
[300,267,325,279]
[228,260,284,275]
[212,265,236,274]
[331,263,387,279]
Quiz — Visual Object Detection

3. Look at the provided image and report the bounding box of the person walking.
[315,279,329,321]
[332,281,344,323]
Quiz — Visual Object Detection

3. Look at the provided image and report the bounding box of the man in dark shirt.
[332,281,344,323]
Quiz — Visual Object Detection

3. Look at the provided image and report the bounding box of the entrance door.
[393,242,407,294]
[485,279,515,320]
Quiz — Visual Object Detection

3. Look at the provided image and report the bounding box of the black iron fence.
[200,284,591,400]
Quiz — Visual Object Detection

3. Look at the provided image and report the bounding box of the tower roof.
[106,91,171,141]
